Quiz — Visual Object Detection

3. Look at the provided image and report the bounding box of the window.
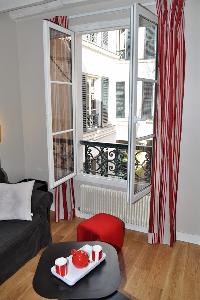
[82,74,110,132]
[85,33,98,44]
[81,28,130,180]
[101,31,108,50]
[79,6,157,202]
[144,27,156,59]
[83,32,108,50]
[82,74,100,132]
[116,82,125,118]
[128,8,157,199]
[101,77,109,127]
[142,82,154,119]
[44,21,75,188]
[117,29,130,60]
[44,5,157,202]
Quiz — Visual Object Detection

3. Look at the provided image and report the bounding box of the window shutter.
[116,81,125,118]
[101,77,109,127]
[144,27,156,59]
[82,73,88,132]
[101,31,108,50]
[142,82,153,119]
[125,30,131,60]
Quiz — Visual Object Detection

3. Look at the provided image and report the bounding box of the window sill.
[75,173,127,191]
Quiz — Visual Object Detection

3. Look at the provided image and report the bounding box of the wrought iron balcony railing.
[80,140,152,182]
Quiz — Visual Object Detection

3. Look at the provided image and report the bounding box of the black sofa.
[0,168,53,284]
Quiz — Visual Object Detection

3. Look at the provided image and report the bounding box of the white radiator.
[80,184,150,229]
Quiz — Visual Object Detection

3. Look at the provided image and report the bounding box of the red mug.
[55,257,68,277]
[92,245,103,262]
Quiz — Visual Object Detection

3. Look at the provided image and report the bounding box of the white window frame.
[128,5,157,203]
[74,22,130,193]
[72,4,157,203]
[43,20,76,189]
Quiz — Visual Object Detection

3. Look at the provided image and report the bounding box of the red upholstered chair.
[77,213,125,251]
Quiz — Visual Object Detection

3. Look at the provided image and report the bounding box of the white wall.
[0,14,25,182]
[177,0,200,237]
[16,18,49,181]
[0,14,49,182]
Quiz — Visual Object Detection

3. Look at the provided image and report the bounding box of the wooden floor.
[1,214,200,300]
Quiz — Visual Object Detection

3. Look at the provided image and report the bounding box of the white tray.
[51,244,106,286]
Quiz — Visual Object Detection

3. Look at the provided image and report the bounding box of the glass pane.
[50,28,72,82]
[134,137,153,194]
[51,83,73,133]
[138,16,157,80]
[116,81,125,118]
[136,81,155,138]
[53,132,74,181]
[81,27,130,181]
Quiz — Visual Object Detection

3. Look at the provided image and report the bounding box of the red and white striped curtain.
[148,0,186,246]
[54,179,75,222]
[49,16,75,222]
[49,16,68,28]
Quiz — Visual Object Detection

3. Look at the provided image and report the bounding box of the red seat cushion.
[77,213,125,251]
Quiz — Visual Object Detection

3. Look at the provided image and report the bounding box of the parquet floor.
[0,214,200,300]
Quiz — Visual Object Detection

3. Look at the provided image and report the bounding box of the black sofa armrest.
[31,189,53,218]
[0,168,8,183]
[31,189,53,247]
[18,179,48,192]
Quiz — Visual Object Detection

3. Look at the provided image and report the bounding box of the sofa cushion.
[0,214,44,284]
[0,214,41,255]
[0,181,35,221]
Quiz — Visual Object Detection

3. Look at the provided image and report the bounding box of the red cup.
[55,257,68,277]
[92,245,103,262]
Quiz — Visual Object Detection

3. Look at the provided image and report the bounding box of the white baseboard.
[176,232,200,245]
[76,209,200,245]
[75,209,91,219]
[124,223,148,233]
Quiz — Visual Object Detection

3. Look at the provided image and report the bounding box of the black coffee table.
[33,241,121,299]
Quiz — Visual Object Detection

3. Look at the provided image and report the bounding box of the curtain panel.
[148,0,186,246]
[49,16,68,28]
[54,178,75,222]
[49,16,75,222]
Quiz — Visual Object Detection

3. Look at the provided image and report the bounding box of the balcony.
[116,49,130,60]
[80,140,152,192]
[84,113,99,133]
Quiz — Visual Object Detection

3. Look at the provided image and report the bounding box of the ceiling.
[0,0,86,13]
[0,0,156,20]
[0,0,155,13]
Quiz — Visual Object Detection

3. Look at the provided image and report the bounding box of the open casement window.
[128,5,157,202]
[78,5,157,203]
[43,21,76,188]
